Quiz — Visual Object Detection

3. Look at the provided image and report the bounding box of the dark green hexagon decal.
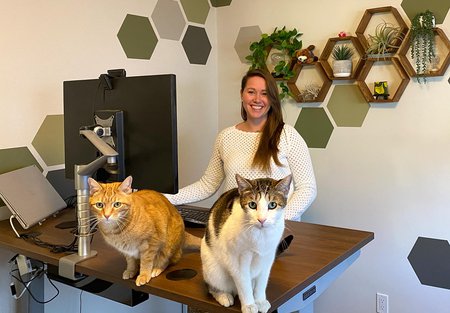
[117,14,158,60]
[210,0,232,7]
[182,26,212,65]
[295,107,334,149]
[401,0,450,24]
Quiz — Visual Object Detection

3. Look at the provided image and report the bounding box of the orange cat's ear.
[119,176,133,194]
[88,177,102,195]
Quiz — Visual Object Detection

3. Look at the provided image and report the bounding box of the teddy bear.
[295,45,319,64]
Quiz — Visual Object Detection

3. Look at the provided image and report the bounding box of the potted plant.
[246,26,302,99]
[410,10,436,79]
[365,21,404,57]
[331,44,354,77]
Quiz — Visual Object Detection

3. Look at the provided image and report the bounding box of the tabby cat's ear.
[235,174,252,194]
[88,177,102,195]
[119,176,133,194]
[276,175,292,197]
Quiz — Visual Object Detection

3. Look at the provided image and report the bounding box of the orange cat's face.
[88,178,133,229]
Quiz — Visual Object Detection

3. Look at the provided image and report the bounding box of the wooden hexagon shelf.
[319,36,366,80]
[398,28,450,79]
[287,62,332,103]
[355,6,409,53]
[356,56,410,103]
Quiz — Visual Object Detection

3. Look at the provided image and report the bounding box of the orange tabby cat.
[88,176,196,286]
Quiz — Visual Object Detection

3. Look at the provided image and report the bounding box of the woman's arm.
[283,126,317,221]
[164,133,225,205]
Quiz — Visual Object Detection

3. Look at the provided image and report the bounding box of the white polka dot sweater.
[165,124,317,221]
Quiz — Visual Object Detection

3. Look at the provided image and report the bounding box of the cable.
[9,262,60,304]
[9,215,20,238]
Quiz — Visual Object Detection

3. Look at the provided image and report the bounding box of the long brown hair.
[240,69,284,172]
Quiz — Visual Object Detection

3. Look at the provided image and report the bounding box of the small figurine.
[338,31,348,38]
[373,81,389,100]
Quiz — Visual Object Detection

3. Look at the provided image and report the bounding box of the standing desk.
[0,208,373,313]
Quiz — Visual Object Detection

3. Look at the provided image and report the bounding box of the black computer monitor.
[63,72,178,193]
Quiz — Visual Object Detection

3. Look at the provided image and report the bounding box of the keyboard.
[176,205,210,225]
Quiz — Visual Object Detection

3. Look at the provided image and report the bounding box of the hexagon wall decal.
[117,14,158,60]
[234,25,262,63]
[151,0,186,41]
[0,147,42,174]
[294,107,334,149]
[328,85,369,127]
[210,0,232,7]
[408,237,450,290]
[32,114,64,166]
[182,25,212,65]
[401,0,450,24]
[180,0,210,24]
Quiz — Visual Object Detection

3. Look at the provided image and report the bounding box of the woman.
[166,69,316,221]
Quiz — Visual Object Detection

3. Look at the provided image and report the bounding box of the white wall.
[0,1,218,312]
[216,1,450,313]
[2,0,450,313]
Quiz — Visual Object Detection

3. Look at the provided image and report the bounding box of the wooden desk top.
[0,208,373,312]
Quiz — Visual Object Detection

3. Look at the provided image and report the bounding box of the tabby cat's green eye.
[95,202,104,209]
[113,202,121,208]
[248,201,257,209]
[268,202,277,209]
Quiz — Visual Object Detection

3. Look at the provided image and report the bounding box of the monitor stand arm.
[59,130,118,280]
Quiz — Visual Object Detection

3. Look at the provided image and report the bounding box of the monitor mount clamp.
[59,129,118,280]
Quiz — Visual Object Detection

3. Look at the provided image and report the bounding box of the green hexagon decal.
[328,85,369,127]
[32,115,64,166]
[295,107,334,149]
[401,0,450,24]
[180,0,210,24]
[117,14,158,60]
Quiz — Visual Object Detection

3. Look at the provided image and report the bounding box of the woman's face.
[241,76,271,123]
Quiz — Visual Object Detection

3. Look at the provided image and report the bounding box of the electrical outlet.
[376,293,388,313]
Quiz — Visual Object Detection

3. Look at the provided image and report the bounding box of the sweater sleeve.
[283,125,317,221]
[164,132,225,205]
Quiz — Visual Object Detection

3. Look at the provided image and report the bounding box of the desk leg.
[276,251,361,313]
[28,273,44,313]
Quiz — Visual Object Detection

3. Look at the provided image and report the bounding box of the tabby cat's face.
[236,175,291,227]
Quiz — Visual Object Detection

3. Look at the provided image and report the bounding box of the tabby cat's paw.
[256,299,271,313]
[151,268,163,278]
[135,273,151,286]
[241,303,258,313]
[122,269,137,280]
[212,292,234,307]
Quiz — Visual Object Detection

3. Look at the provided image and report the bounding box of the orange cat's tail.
[184,232,201,250]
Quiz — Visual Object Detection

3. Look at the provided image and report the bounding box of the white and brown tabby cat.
[88,176,198,286]
[201,174,292,313]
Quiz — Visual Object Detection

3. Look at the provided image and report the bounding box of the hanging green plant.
[410,10,436,82]
[246,26,302,100]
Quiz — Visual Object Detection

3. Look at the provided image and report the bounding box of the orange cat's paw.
[151,268,164,278]
[135,273,151,286]
[122,269,137,280]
